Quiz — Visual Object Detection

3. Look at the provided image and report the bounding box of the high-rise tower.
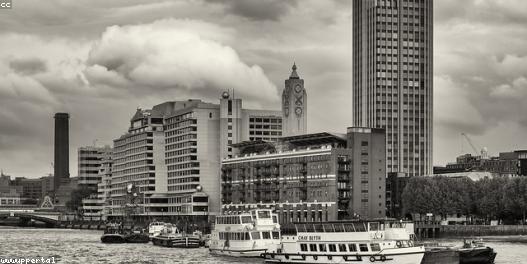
[353,0,433,177]
[282,63,307,137]
[54,113,70,190]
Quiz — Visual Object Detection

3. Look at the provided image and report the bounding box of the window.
[338,244,347,252]
[359,244,369,252]
[349,244,357,252]
[251,232,260,240]
[272,232,280,239]
[371,243,381,251]
[262,232,271,239]
[328,244,337,252]
[300,244,308,252]
[309,244,318,252]
[319,244,327,252]
[241,216,252,223]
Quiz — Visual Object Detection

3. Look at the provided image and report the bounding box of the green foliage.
[402,176,527,223]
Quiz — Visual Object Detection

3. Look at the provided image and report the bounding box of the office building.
[104,94,283,220]
[221,127,386,223]
[78,145,112,190]
[54,113,70,190]
[353,0,433,177]
[108,107,167,218]
[282,63,307,137]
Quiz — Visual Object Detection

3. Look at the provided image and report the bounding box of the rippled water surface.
[2,228,527,263]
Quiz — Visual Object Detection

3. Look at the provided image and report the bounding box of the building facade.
[78,145,112,191]
[282,63,307,137]
[104,96,283,220]
[109,107,167,218]
[353,0,433,177]
[221,128,386,224]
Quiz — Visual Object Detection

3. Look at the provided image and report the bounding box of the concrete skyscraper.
[353,0,433,177]
[54,113,70,190]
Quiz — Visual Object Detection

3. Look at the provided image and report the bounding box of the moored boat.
[101,233,126,243]
[263,220,425,264]
[148,221,167,239]
[209,209,281,258]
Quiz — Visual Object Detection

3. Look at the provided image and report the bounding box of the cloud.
[206,0,298,21]
[9,58,47,75]
[84,19,278,107]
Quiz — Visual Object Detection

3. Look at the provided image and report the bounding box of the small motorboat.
[458,239,497,264]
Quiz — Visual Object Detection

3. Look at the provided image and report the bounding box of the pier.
[415,221,527,238]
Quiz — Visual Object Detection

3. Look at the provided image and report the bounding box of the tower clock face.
[295,107,302,116]
[294,84,302,93]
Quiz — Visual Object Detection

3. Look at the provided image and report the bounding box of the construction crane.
[461,133,480,156]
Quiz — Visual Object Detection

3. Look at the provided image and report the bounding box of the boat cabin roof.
[282,220,408,235]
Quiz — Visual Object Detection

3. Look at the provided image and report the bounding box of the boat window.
[319,244,327,252]
[323,224,335,232]
[369,222,380,231]
[355,223,367,232]
[219,232,224,240]
[359,244,369,252]
[343,223,356,232]
[314,224,324,232]
[371,243,381,251]
[251,232,260,240]
[309,244,318,252]
[334,224,345,232]
[262,232,271,239]
[348,244,357,252]
[272,215,278,223]
[245,232,250,240]
[258,210,271,219]
[300,244,308,252]
[328,244,337,252]
[242,216,252,223]
[272,231,280,239]
[338,244,347,252]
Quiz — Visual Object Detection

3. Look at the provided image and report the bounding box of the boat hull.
[209,248,269,258]
[124,233,150,243]
[151,236,201,248]
[459,247,497,264]
[101,234,126,244]
[264,252,424,264]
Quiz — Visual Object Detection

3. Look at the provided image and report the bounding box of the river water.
[1,228,527,263]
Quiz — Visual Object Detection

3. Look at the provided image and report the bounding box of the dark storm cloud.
[206,0,298,21]
[9,58,47,75]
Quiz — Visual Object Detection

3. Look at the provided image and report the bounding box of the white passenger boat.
[209,209,281,258]
[263,220,424,264]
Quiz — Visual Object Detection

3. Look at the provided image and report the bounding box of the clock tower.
[282,63,307,136]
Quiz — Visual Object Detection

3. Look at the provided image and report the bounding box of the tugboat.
[101,223,126,243]
[263,220,425,264]
[209,209,281,258]
[458,239,497,264]
[151,224,202,248]
[100,223,149,244]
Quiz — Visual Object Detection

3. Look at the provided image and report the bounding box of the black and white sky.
[1,0,527,178]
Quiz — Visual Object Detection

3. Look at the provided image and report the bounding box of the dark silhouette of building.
[54,113,70,191]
